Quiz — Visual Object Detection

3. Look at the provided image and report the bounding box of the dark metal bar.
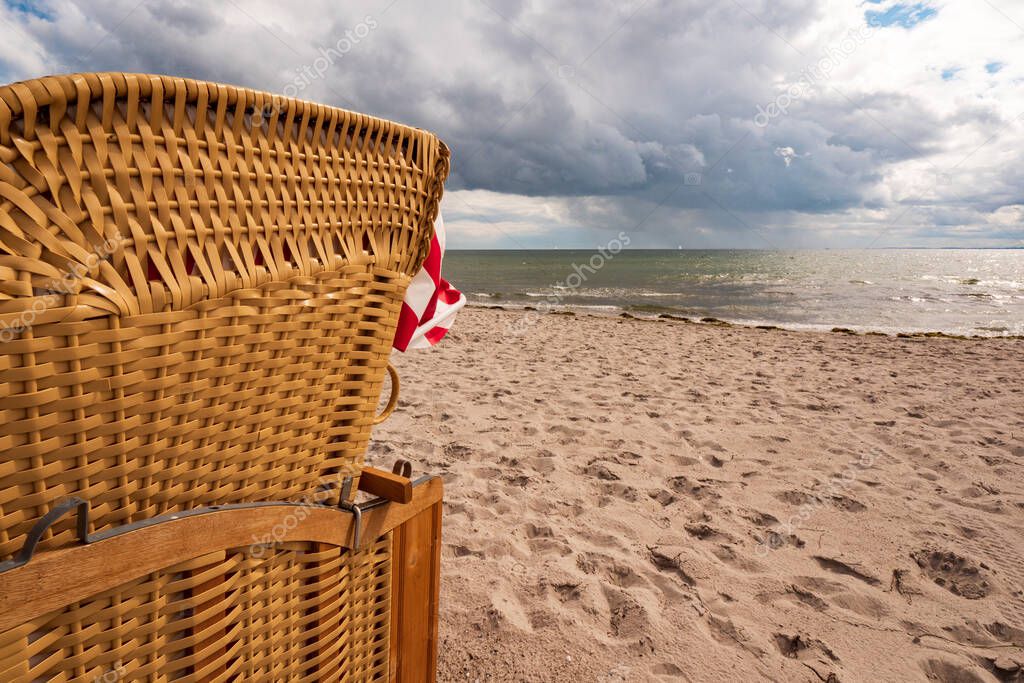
[0,475,438,575]
[0,498,89,574]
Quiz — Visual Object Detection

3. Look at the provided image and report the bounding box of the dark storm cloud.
[0,0,1020,246]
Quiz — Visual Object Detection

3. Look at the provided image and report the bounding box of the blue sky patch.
[3,0,52,20]
[865,2,937,29]
[986,61,1005,74]
[941,67,961,81]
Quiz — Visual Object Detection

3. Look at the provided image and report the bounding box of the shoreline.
[466,301,1024,340]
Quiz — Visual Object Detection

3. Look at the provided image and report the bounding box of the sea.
[443,249,1024,337]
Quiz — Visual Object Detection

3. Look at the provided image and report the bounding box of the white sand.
[372,307,1024,682]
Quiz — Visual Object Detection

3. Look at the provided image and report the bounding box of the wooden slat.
[358,467,413,503]
[390,499,443,682]
[0,477,443,633]
[191,565,230,681]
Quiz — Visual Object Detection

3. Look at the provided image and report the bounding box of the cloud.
[0,0,1021,247]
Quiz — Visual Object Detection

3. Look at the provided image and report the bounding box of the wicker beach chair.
[0,73,447,681]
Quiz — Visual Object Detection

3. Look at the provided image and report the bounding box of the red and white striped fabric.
[393,213,465,351]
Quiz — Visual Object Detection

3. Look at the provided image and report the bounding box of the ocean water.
[443,249,1024,337]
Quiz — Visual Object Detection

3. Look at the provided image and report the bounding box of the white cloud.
[0,0,1020,247]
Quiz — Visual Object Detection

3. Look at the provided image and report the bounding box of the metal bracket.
[339,476,354,502]
[0,498,89,574]
[338,500,362,549]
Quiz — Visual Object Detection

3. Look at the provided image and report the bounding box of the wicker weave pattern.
[0,73,449,561]
[0,535,392,682]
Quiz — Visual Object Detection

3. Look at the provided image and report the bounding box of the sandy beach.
[372,307,1024,682]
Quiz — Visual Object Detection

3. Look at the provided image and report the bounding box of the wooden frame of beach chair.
[0,73,448,681]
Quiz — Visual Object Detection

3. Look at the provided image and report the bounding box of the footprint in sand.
[794,575,854,595]
[919,658,990,683]
[828,494,867,512]
[684,522,730,542]
[524,523,553,539]
[753,529,805,551]
[602,586,649,639]
[986,620,1024,645]
[486,593,534,633]
[812,556,882,587]
[600,482,640,503]
[443,442,473,459]
[471,465,502,479]
[651,662,686,677]
[548,424,586,439]
[502,473,531,487]
[525,453,556,474]
[775,489,821,506]
[648,489,676,507]
[705,453,727,467]
[647,546,697,586]
[449,544,485,559]
[772,631,839,663]
[578,553,649,590]
[703,613,760,655]
[783,584,829,611]
[584,462,620,481]
[525,536,570,558]
[743,510,780,527]
[831,590,890,619]
[668,476,722,502]
[911,548,993,600]
[615,451,643,464]
[711,544,765,573]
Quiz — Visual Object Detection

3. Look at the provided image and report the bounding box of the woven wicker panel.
[0,73,449,561]
[0,534,392,682]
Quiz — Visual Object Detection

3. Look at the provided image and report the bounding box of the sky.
[1,0,1022,249]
